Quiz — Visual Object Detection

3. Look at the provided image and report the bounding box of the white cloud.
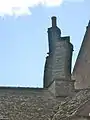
[0,0,84,17]
[66,0,84,2]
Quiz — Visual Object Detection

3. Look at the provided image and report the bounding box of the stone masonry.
[72,21,90,89]
[44,16,75,97]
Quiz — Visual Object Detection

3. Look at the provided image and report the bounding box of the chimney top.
[86,20,90,29]
[51,16,57,27]
[88,20,90,26]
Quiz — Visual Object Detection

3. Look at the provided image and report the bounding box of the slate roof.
[52,89,90,120]
[0,87,62,120]
[0,87,90,120]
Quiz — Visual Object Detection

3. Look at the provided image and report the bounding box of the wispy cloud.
[0,0,84,17]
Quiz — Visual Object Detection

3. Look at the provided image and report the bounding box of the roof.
[0,87,90,120]
[52,89,90,120]
[0,87,61,120]
[0,86,90,120]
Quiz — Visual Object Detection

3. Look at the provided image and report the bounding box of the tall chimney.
[51,16,57,27]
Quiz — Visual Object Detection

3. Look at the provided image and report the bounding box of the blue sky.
[0,0,89,87]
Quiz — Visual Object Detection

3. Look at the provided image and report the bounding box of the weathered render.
[0,17,90,120]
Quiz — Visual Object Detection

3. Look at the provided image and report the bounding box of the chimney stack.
[51,16,57,27]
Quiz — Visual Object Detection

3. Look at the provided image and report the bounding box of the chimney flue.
[51,16,57,27]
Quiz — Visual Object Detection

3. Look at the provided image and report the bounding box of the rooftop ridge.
[0,86,48,90]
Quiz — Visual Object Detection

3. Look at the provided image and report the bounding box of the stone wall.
[48,79,75,97]
[44,37,73,88]
[43,55,53,88]
[72,24,90,89]
[52,38,73,81]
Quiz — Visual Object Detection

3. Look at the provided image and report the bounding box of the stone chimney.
[51,16,57,27]
[43,16,75,97]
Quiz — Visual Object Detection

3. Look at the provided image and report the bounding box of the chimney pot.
[51,16,57,27]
